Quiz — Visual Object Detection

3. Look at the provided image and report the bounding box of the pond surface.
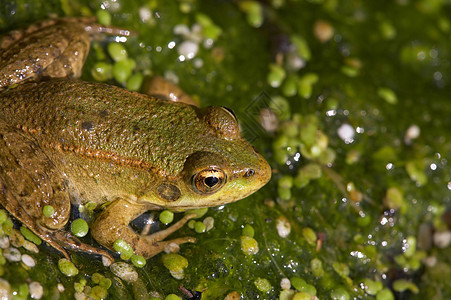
[0,0,450,299]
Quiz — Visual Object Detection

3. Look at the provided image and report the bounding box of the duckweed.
[14,283,29,299]
[278,186,291,201]
[195,13,222,40]
[290,277,316,295]
[290,277,306,290]
[392,279,419,294]
[254,277,272,293]
[184,208,208,219]
[85,202,98,212]
[330,287,350,300]
[377,87,398,104]
[302,227,317,246]
[240,235,259,255]
[238,1,263,28]
[310,258,324,277]
[278,175,293,189]
[0,210,7,225]
[113,59,135,83]
[282,75,298,97]
[332,262,350,278]
[96,9,111,26]
[91,62,113,82]
[110,262,138,282]
[126,73,144,91]
[242,224,255,237]
[187,219,196,229]
[162,253,188,280]
[291,35,311,61]
[406,160,427,186]
[58,258,79,277]
[42,205,55,218]
[2,219,13,236]
[279,289,296,300]
[363,278,383,295]
[159,210,174,225]
[71,218,89,238]
[89,285,108,300]
[19,226,41,246]
[384,187,404,210]
[376,288,394,300]
[270,96,291,121]
[74,280,85,293]
[267,63,286,88]
[404,235,417,257]
[165,294,181,300]
[91,273,103,284]
[113,239,134,260]
[341,65,359,77]
[298,73,319,99]
[131,254,146,268]
[107,43,128,62]
[292,292,312,300]
[194,221,206,233]
[99,277,112,289]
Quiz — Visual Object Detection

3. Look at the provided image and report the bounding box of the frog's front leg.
[91,199,196,258]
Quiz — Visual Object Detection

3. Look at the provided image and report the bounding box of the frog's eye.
[192,168,226,194]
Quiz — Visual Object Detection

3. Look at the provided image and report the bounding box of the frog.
[0,17,271,260]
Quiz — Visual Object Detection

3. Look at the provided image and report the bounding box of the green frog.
[0,18,271,260]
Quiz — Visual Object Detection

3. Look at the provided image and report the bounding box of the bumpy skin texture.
[0,18,91,88]
[0,19,271,259]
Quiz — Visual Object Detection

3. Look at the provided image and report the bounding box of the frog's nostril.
[244,169,255,177]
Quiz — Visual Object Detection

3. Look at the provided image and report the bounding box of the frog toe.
[136,236,196,259]
[51,230,115,261]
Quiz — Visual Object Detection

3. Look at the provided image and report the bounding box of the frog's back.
[0,79,210,176]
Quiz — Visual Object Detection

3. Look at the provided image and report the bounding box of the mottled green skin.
[0,78,270,209]
[2,80,254,176]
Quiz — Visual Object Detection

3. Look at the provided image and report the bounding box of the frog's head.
[148,106,271,210]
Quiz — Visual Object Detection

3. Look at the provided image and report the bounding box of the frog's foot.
[135,214,197,258]
[136,237,196,259]
[51,230,114,261]
[91,199,196,259]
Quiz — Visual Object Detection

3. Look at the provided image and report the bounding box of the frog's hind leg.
[0,18,64,50]
[0,17,133,89]
[0,121,113,260]
[0,18,91,88]
[0,122,72,258]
